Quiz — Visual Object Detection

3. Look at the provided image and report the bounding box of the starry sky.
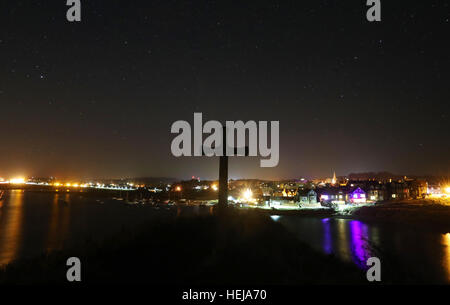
[0,1,449,180]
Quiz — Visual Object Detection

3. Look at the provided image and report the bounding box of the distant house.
[298,189,318,204]
[317,186,366,205]
[272,187,297,198]
[427,184,441,196]
[407,180,427,199]
[384,180,427,200]
[388,181,410,200]
[317,187,346,205]
[261,186,273,197]
[315,179,428,204]
[349,187,366,203]
[365,181,387,202]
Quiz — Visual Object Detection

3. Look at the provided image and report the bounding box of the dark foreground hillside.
[0,210,368,284]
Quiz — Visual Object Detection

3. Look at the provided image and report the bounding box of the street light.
[242,188,253,201]
[10,178,25,184]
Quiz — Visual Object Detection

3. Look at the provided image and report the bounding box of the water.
[273,215,450,283]
[1,191,449,283]
[0,190,180,265]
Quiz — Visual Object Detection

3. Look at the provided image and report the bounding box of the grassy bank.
[0,210,366,284]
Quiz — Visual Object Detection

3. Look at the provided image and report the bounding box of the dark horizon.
[1,1,449,180]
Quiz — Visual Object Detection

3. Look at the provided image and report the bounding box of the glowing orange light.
[242,188,253,201]
[10,178,25,184]
[175,186,181,192]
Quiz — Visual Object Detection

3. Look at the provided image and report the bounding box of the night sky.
[0,1,449,180]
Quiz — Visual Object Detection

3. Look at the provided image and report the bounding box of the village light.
[10,177,26,184]
[242,188,253,201]
[211,184,218,191]
[445,186,450,194]
[175,186,182,192]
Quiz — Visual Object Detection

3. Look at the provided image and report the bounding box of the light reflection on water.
[321,218,332,255]
[270,215,281,221]
[1,191,449,283]
[0,192,213,266]
[336,219,352,263]
[0,190,24,265]
[281,217,376,268]
[442,233,450,282]
[349,220,372,269]
[324,218,372,268]
[276,215,450,283]
[45,194,71,252]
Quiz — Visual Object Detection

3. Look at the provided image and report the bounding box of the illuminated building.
[366,181,387,202]
[318,186,366,205]
[349,187,366,204]
[298,189,318,204]
[319,188,346,205]
[281,188,296,197]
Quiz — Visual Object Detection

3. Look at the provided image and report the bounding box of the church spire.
[332,171,337,185]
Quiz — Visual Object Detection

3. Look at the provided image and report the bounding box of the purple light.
[350,187,366,202]
[322,219,332,255]
[349,220,371,269]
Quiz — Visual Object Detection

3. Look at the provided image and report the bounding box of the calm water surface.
[1,191,449,283]
[0,190,182,265]
[274,215,450,283]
